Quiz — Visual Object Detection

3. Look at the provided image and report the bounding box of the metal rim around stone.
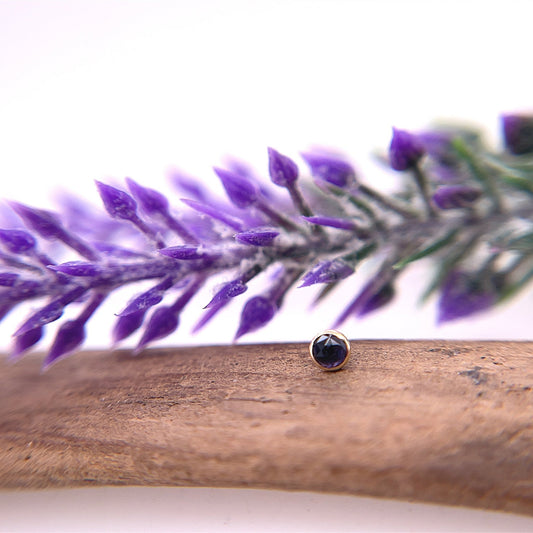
[309,329,351,371]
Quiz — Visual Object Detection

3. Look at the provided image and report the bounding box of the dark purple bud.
[159,245,216,260]
[95,181,138,221]
[43,319,85,368]
[112,309,145,343]
[437,271,495,323]
[0,228,36,254]
[432,186,482,210]
[356,282,395,317]
[118,276,174,316]
[389,128,425,171]
[299,259,354,287]
[205,279,247,308]
[213,167,258,208]
[49,261,103,277]
[137,306,179,351]
[0,272,19,287]
[301,153,356,188]
[501,114,533,155]
[235,228,279,247]
[235,296,276,339]
[125,177,169,215]
[181,198,244,231]
[11,326,43,360]
[302,216,356,231]
[8,201,64,239]
[267,147,299,187]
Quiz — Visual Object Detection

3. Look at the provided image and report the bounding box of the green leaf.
[393,230,458,270]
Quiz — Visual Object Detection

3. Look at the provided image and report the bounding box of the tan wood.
[1,340,533,515]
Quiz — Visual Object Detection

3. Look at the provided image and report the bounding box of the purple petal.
[95,181,138,221]
[213,167,259,208]
[112,309,146,343]
[205,279,247,308]
[501,114,533,155]
[235,296,276,339]
[137,306,179,350]
[118,276,174,316]
[302,216,356,231]
[181,198,244,231]
[301,153,356,188]
[126,177,169,215]
[235,228,279,247]
[356,282,395,317]
[10,326,43,360]
[159,245,217,260]
[267,147,299,187]
[389,128,425,171]
[169,169,211,202]
[0,228,36,254]
[299,259,354,287]
[0,272,19,287]
[432,186,482,210]
[437,271,496,323]
[43,319,85,368]
[49,261,103,277]
[8,201,64,239]
[92,242,151,259]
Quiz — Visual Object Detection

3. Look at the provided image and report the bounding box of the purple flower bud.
[92,242,151,259]
[112,309,145,343]
[8,201,65,239]
[235,228,279,246]
[389,128,425,171]
[43,319,85,368]
[501,114,533,155]
[301,153,356,188]
[302,216,356,231]
[0,272,19,287]
[11,326,43,360]
[205,279,247,309]
[235,296,276,339]
[432,186,482,210]
[267,147,299,187]
[137,306,179,351]
[181,198,244,231]
[356,282,395,317]
[118,276,174,316]
[159,245,217,260]
[95,181,138,221]
[0,228,36,254]
[125,177,169,215]
[213,167,259,208]
[299,259,354,287]
[437,271,495,323]
[49,261,103,277]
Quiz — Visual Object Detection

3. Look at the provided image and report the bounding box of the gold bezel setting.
[309,329,351,371]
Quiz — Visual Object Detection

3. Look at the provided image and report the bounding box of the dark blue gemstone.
[311,333,349,370]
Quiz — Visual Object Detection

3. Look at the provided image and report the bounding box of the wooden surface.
[1,340,533,515]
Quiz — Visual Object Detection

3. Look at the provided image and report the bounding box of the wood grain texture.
[1,340,533,515]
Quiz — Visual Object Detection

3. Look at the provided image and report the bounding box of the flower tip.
[300,152,356,188]
[389,127,425,171]
[267,147,299,187]
[213,166,258,208]
[96,180,138,220]
[501,113,533,155]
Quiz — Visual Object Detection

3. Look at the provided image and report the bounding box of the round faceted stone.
[309,330,350,371]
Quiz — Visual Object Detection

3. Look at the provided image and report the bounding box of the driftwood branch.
[1,340,533,515]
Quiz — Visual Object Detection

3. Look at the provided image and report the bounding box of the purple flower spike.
[299,259,354,287]
[95,181,138,221]
[43,319,85,368]
[433,186,482,210]
[0,228,36,254]
[205,279,247,309]
[126,177,169,215]
[267,147,299,187]
[356,282,395,317]
[302,216,356,231]
[235,228,279,246]
[301,153,356,188]
[389,128,425,171]
[49,261,103,277]
[235,296,276,340]
[501,114,533,155]
[213,167,258,208]
[136,306,179,351]
[11,326,43,360]
[437,271,495,323]
[112,309,146,343]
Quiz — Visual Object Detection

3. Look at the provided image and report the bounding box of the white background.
[1,0,532,531]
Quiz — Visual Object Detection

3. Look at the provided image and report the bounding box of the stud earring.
[309,329,350,371]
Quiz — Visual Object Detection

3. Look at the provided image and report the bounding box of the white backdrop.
[1,1,532,531]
